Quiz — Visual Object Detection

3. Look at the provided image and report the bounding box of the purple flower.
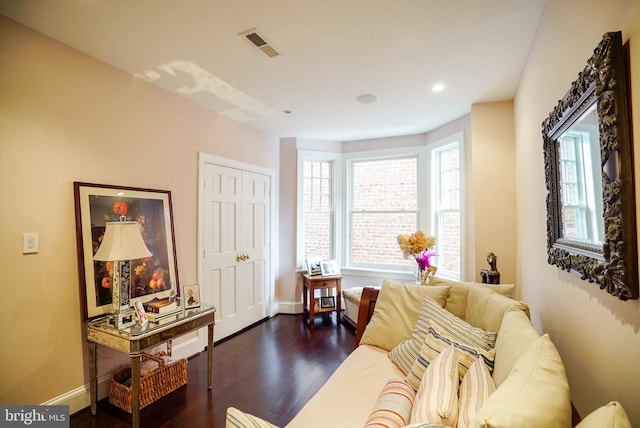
[415,250,438,271]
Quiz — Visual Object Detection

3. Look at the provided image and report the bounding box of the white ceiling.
[0,0,547,142]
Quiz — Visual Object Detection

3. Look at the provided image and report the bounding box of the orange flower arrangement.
[397,231,435,258]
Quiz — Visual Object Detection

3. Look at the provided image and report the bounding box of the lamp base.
[107,309,137,329]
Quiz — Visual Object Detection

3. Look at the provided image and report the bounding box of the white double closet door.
[173,154,273,358]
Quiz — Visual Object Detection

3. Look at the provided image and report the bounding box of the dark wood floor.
[71,314,355,428]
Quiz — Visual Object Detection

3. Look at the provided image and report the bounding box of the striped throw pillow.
[226,407,279,428]
[410,344,459,426]
[458,358,495,428]
[364,379,416,428]
[405,325,496,390]
[389,296,497,376]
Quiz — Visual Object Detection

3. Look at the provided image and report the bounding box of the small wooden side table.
[302,273,342,327]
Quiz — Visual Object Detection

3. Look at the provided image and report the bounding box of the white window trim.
[342,146,428,273]
[427,131,465,280]
[296,151,342,269]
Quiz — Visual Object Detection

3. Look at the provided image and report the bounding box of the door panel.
[200,163,271,342]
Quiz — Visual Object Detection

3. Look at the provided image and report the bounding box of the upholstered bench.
[342,286,380,328]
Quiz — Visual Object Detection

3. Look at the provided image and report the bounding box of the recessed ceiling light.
[432,84,445,92]
[356,94,378,104]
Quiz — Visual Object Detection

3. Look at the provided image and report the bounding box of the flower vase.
[412,263,423,285]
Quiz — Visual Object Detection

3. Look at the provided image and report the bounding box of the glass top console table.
[86,304,216,428]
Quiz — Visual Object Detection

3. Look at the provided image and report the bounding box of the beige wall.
[514,0,640,424]
[470,101,516,284]
[4,0,640,423]
[0,16,278,407]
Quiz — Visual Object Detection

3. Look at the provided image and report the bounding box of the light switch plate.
[23,233,38,254]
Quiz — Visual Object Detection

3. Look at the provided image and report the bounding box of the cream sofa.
[227,278,632,428]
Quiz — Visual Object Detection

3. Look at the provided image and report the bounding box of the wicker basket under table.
[109,351,188,413]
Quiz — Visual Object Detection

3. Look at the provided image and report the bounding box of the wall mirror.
[542,31,637,300]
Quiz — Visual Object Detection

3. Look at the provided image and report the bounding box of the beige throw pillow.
[410,344,459,427]
[226,407,279,428]
[470,334,572,428]
[492,310,540,387]
[458,358,496,428]
[430,277,516,320]
[464,285,529,333]
[359,280,450,351]
[576,401,632,428]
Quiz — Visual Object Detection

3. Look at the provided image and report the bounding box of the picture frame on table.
[133,299,148,326]
[320,259,340,276]
[73,182,179,321]
[306,257,322,276]
[320,296,335,309]
[183,284,201,309]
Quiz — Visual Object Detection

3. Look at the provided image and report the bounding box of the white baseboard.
[42,375,110,415]
[276,301,303,314]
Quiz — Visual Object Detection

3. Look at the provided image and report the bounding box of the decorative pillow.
[575,401,632,428]
[402,425,453,428]
[458,358,495,428]
[404,325,496,390]
[360,280,450,351]
[410,345,459,426]
[226,407,279,428]
[389,295,496,376]
[464,285,529,333]
[363,378,416,428]
[430,276,517,320]
[470,334,571,428]
[491,310,540,387]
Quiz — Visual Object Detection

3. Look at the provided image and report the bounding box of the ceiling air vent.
[239,28,280,58]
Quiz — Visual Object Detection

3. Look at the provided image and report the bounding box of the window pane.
[352,158,417,211]
[438,210,461,273]
[351,212,418,265]
[434,144,461,277]
[304,213,332,260]
[303,160,333,260]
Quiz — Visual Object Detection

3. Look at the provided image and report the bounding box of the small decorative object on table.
[183,284,201,309]
[480,252,501,284]
[132,299,148,326]
[320,259,341,276]
[397,231,438,285]
[306,257,322,276]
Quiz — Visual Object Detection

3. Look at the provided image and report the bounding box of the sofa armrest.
[354,287,380,347]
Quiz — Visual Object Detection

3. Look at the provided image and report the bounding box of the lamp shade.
[94,221,152,261]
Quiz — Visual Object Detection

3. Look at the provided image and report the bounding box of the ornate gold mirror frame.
[542,31,637,300]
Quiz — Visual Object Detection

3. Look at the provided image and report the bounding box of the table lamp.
[94,220,152,328]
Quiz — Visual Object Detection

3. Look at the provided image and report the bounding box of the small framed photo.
[314,297,320,311]
[320,296,335,309]
[133,299,148,326]
[183,284,201,309]
[306,257,322,276]
[320,260,340,276]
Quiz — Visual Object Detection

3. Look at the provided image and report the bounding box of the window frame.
[296,151,342,269]
[428,132,464,280]
[296,134,465,281]
[343,146,428,272]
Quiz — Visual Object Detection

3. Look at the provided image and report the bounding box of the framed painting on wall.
[74,182,179,321]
